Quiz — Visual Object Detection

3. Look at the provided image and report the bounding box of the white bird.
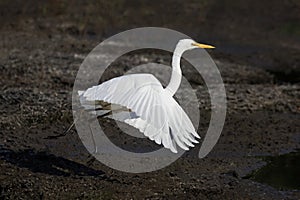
[79,39,215,153]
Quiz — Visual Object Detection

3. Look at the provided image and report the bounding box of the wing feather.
[80,74,200,153]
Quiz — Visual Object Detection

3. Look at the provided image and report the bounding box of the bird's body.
[79,39,214,153]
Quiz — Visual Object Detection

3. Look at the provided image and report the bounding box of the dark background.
[1,0,299,81]
[0,1,299,199]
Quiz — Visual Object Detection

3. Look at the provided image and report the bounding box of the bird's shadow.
[0,148,105,177]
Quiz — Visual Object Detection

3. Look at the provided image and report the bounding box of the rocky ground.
[1,1,300,199]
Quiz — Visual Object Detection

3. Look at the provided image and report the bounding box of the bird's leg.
[87,122,98,154]
[86,118,100,166]
[96,110,113,118]
[95,107,131,119]
[44,110,84,139]
[45,104,114,139]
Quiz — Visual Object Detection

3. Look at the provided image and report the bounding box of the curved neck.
[165,48,184,96]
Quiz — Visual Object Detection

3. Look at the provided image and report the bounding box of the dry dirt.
[0,1,300,199]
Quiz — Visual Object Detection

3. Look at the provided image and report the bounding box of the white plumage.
[79,39,215,153]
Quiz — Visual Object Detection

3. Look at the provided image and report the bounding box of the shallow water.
[250,151,300,190]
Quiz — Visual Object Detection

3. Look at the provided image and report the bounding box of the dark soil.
[0,1,299,199]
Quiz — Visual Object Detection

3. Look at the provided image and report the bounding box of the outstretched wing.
[80,73,200,153]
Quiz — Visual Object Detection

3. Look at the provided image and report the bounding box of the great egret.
[79,39,215,153]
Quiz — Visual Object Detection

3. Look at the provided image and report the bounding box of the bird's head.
[176,39,215,52]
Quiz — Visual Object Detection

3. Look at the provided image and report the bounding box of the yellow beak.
[192,42,215,49]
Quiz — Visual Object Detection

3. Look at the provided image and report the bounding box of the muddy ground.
[0,1,300,199]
